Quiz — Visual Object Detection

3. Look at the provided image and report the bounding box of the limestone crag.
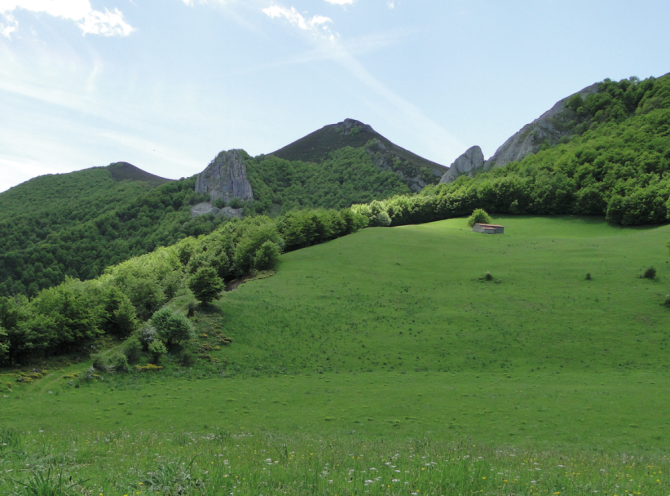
[442,82,603,184]
[190,202,244,218]
[439,146,485,184]
[485,82,600,169]
[195,149,254,203]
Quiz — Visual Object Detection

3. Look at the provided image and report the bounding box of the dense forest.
[244,146,416,215]
[353,75,670,227]
[0,147,420,297]
[0,208,367,366]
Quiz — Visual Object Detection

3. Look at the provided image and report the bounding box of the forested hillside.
[0,144,426,297]
[245,146,417,214]
[0,208,366,365]
[353,74,670,227]
[0,170,220,297]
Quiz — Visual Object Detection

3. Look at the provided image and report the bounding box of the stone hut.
[472,223,504,234]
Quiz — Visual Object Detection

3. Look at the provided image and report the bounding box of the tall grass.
[1,428,668,495]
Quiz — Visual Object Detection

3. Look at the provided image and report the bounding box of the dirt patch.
[225,270,276,291]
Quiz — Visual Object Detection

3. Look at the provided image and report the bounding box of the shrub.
[123,335,143,364]
[150,308,196,349]
[113,353,130,373]
[135,363,164,372]
[585,273,592,280]
[467,208,493,227]
[138,324,158,351]
[370,211,392,227]
[91,353,109,372]
[664,294,670,308]
[642,266,657,279]
[148,340,167,364]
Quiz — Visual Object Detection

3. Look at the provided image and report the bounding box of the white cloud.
[0,0,134,38]
[325,0,354,5]
[0,10,16,36]
[262,5,335,39]
[387,1,394,8]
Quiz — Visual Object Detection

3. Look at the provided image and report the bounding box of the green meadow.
[2,215,670,495]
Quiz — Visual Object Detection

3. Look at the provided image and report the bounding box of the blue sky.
[1,0,669,193]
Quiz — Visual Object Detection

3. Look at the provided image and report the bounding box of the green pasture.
[2,215,670,494]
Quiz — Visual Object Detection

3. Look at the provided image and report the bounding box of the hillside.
[0,167,221,297]
[0,124,448,296]
[270,118,448,179]
[443,73,670,183]
[0,162,170,221]
[2,216,670,494]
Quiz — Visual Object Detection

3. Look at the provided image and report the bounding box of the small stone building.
[472,223,504,234]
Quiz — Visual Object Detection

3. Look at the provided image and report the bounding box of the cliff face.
[441,82,602,183]
[195,150,254,203]
[485,82,600,169]
[438,146,485,184]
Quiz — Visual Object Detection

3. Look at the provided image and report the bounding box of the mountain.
[0,165,218,297]
[0,162,171,221]
[441,74,669,183]
[270,118,448,179]
[0,120,447,297]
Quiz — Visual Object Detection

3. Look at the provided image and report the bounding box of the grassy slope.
[2,216,670,450]
[2,216,670,494]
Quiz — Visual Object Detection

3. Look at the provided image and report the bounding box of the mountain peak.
[269,118,447,177]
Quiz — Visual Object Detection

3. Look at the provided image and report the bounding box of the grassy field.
[2,215,670,495]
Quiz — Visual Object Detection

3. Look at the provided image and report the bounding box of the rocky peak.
[485,82,601,169]
[195,149,254,203]
[441,82,603,184]
[439,146,485,184]
[334,118,374,136]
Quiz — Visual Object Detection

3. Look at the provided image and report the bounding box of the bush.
[467,208,493,227]
[113,353,130,373]
[664,294,670,308]
[138,324,158,351]
[180,350,197,367]
[150,308,196,349]
[642,266,657,279]
[148,339,167,364]
[585,273,592,280]
[91,353,109,372]
[370,211,391,227]
[123,336,143,364]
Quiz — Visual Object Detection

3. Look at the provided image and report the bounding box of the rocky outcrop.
[441,82,603,184]
[190,202,244,218]
[195,149,254,203]
[439,146,485,184]
[485,82,600,169]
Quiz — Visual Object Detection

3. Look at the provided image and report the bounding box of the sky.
[1,0,669,193]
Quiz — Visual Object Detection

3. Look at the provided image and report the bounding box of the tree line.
[0,208,367,366]
[352,75,670,227]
